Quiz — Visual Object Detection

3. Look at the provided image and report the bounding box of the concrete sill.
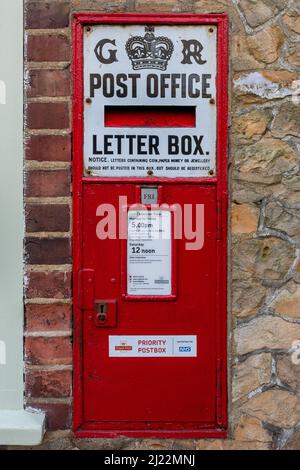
[0,409,45,445]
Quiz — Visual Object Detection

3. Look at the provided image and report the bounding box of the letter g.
[94,39,118,64]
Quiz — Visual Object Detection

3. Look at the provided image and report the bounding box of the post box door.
[73,13,228,437]
[80,183,219,429]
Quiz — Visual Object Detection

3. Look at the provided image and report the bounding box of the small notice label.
[109,335,197,357]
[127,210,171,296]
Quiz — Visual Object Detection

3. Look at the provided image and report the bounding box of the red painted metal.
[72,13,228,438]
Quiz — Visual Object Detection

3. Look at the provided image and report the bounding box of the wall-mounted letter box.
[73,13,228,438]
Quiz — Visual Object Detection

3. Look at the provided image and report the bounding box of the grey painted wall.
[0,0,24,409]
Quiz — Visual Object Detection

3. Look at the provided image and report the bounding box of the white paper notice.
[127,210,171,296]
[109,335,197,357]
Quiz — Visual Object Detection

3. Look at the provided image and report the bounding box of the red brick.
[27,102,69,130]
[25,2,70,29]
[26,134,71,162]
[26,271,71,299]
[27,69,70,98]
[26,304,72,332]
[25,336,72,365]
[25,237,71,265]
[25,370,72,398]
[25,170,70,197]
[26,204,70,232]
[27,34,70,62]
[26,401,72,430]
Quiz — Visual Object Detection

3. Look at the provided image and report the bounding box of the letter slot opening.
[104,105,196,128]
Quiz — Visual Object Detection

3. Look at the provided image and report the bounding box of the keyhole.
[98,303,107,322]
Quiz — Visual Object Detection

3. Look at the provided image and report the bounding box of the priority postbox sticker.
[83,24,216,177]
[109,335,197,357]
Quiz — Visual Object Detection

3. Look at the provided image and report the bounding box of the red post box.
[73,13,228,438]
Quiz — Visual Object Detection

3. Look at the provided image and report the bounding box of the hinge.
[78,269,95,310]
[217,199,222,240]
[216,357,223,427]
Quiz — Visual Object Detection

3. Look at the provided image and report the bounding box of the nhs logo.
[174,336,197,357]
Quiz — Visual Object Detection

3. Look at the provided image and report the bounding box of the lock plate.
[94,300,117,327]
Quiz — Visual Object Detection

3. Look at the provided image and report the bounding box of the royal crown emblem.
[125,26,174,71]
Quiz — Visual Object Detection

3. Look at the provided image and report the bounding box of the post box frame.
[72,12,228,438]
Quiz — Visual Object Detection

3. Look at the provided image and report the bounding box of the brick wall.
[23,0,300,450]
[24,0,72,431]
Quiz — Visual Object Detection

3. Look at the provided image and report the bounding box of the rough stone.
[169,439,198,450]
[294,258,300,283]
[232,180,286,204]
[242,390,300,428]
[134,439,177,450]
[135,0,193,13]
[194,0,228,14]
[282,174,300,192]
[235,135,298,185]
[232,203,259,234]
[285,429,300,450]
[239,0,285,28]
[283,13,300,35]
[272,102,300,138]
[233,109,271,144]
[74,437,135,450]
[272,283,300,319]
[235,315,300,355]
[234,414,272,442]
[232,236,294,281]
[287,0,300,15]
[287,44,300,67]
[277,354,300,390]
[264,200,300,240]
[232,353,272,401]
[8,431,74,451]
[232,34,262,72]
[246,26,284,64]
[232,279,267,318]
[196,439,268,450]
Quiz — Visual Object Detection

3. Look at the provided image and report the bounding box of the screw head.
[85,97,92,104]
[209,98,215,105]
[209,27,214,33]
[208,169,214,175]
[147,169,154,176]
